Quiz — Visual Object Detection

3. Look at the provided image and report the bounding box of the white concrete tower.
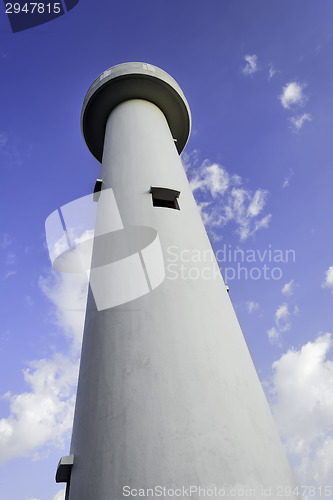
[56,63,298,499]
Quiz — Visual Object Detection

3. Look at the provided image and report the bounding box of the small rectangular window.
[150,187,180,210]
[93,179,103,202]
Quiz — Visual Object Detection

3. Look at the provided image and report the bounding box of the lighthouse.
[54,63,298,499]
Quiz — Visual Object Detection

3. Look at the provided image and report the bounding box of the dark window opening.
[93,179,103,202]
[150,187,180,210]
[153,198,179,209]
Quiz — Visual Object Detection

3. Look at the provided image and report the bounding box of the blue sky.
[1,1,333,498]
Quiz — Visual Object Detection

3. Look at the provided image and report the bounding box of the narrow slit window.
[150,187,180,210]
[93,179,103,202]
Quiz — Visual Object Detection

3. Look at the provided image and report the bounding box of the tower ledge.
[81,62,191,162]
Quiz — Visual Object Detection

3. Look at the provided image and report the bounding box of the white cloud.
[290,113,312,131]
[268,300,300,343]
[190,162,230,197]
[275,303,291,332]
[275,303,289,321]
[0,268,88,465]
[0,233,12,249]
[0,354,78,465]
[39,271,88,352]
[267,326,279,342]
[6,251,16,266]
[280,82,306,109]
[181,149,200,172]
[322,266,333,292]
[229,188,271,241]
[293,305,300,316]
[5,270,16,279]
[246,301,259,313]
[282,279,295,296]
[252,213,272,230]
[247,189,267,217]
[53,489,66,500]
[269,333,333,487]
[242,54,258,75]
[268,63,278,80]
[282,169,294,189]
[186,157,271,241]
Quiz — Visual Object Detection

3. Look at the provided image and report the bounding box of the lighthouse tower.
[56,63,298,499]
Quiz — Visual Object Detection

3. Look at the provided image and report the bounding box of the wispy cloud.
[1,233,12,249]
[280,82,311,132]
[290,113,312,132]
[0,132,8,148]
[268,63,278,80]
[53,489,65,500]
[275,303,291,332]
[25,295,34,307]
[322,266,333,292]
[0,132,24,170]
[39,271,88,352]
[5,252,16,266]
[267,327,279,341]
[4,270,16,280]
[247,188,268,217]
[189,163,230,197]
[282,169,294,189]
[246,301,259,313]
[242,54,258,75]
[0,330,10,350]
[267,300,299,344]
[4,250,17,279]
[280,81,307,109]
[269,333,333,488]
[185,156,271,241]
[282,279,295,296]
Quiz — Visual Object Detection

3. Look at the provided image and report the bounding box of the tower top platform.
[81,62,192,162]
